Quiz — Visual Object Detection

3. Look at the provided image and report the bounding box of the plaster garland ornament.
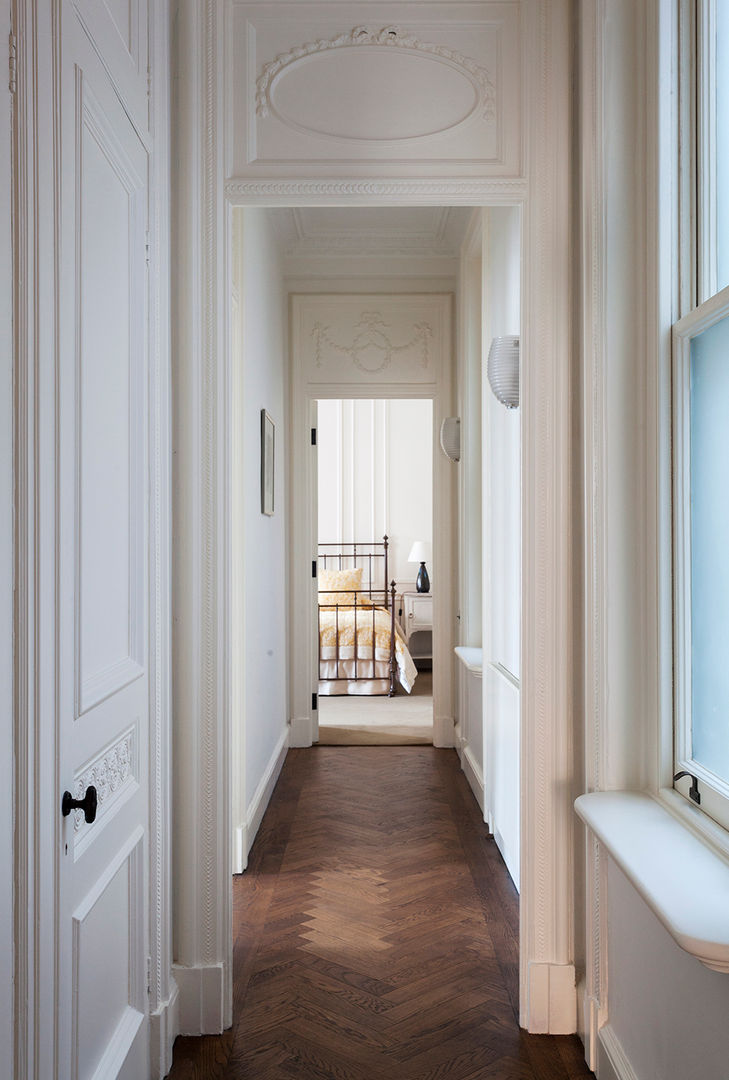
[311,312,432,374]
[256,26,497,124]
[73,730,134,831]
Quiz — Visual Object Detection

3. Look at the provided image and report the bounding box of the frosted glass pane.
[690,315,729,783]
[717,4,729,292]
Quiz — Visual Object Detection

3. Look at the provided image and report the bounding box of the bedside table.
[400,592,433,661]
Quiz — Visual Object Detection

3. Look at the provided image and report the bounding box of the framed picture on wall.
[261,409,275,516]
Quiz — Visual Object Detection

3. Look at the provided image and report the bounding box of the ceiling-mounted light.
[487,335,520,409]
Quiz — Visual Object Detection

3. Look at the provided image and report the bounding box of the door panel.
[71,0,149,133]
[58,11,149,1079]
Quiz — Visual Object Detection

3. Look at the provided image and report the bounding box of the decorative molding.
[72,725,137,836]
[519,0,576,1033]
[225,178,528,204]
[147,0,175,1072]
[311,313,432,374]
[255,26,496,124]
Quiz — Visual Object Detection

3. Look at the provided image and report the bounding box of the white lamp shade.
[407,541,430,564]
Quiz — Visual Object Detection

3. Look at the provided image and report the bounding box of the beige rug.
[318,671,433,745]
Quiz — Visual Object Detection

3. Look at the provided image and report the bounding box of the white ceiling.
[269,206,474,259]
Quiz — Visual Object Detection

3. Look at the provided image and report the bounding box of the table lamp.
[408,541,431,593]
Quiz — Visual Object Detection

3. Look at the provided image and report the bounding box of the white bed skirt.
[318,647,417,695]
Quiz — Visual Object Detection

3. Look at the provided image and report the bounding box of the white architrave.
[1,0,13,1065]
[171,0,232,1037]
[518,0,576,1034]
[147,3,177,1075]
[289,294,455,750]
[174,0,576,1038]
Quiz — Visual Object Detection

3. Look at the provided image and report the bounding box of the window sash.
[673,283,729,830]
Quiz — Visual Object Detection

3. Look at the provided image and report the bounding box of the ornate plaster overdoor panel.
[228,3,522,180]
[293,295,449,390]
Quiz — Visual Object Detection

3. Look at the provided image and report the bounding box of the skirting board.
[173,962,225,1035]
[598,1024,640,1080]
[461,744,485,815]
[149,980,179,1080]
[232,728,289,875]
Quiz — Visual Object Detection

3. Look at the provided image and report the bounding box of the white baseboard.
[173,962,225,1035]
[245,728,289,856]
[232,824,247,875]
[598,1024,640,1080]
[461,744,484,814]
[524,962,576,1034]
[149,979,179,1078]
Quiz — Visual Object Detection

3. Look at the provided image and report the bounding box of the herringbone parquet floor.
[168,747,594,1080]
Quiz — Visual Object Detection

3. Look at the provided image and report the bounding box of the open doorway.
[315,399,434,745]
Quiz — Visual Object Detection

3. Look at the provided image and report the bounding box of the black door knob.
[62,785,98,824]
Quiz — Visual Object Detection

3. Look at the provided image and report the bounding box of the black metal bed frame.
[317,535,398,697]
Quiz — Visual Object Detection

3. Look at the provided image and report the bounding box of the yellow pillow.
[318,566,363,607]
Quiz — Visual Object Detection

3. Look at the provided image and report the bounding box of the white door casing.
[291,294,455,749]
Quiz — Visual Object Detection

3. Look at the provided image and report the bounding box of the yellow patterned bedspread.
[318,603,402,650]
[318,603,417,692]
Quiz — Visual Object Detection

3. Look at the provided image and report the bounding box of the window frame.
[671,0,729,830]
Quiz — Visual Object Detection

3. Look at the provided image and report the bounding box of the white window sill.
[454,646,483,676]
[575,791,729,973]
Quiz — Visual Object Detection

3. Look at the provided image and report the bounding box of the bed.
[317,537,418,697]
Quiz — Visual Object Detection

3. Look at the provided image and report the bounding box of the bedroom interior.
[316,398,434,745]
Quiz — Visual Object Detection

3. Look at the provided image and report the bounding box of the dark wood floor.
[168,747,594,1080]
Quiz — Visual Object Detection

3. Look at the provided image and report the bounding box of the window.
[673,0,729,829]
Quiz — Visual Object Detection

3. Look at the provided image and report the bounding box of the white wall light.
[439,416,461,462]
[487,335,520,409]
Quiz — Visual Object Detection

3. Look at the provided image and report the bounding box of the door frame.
[172,0,577,1039]
[290,304,454,750]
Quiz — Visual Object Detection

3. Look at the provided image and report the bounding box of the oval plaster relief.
[269,48,480,142]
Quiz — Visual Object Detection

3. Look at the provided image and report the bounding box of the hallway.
[168,748,593,1079]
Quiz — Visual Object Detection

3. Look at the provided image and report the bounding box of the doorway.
[316,398,434,745]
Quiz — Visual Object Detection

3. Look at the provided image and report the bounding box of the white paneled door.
[56,10,150,1079]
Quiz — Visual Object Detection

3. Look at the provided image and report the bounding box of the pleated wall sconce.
[487,335,520,409]
[439,417,461,462]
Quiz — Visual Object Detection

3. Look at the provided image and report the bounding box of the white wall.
[482,206,521,888]
[603,860,729,1080]
[317,398,433,591]
[232,208,289,868]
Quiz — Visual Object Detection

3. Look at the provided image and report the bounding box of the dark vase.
[416,562,430,593]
